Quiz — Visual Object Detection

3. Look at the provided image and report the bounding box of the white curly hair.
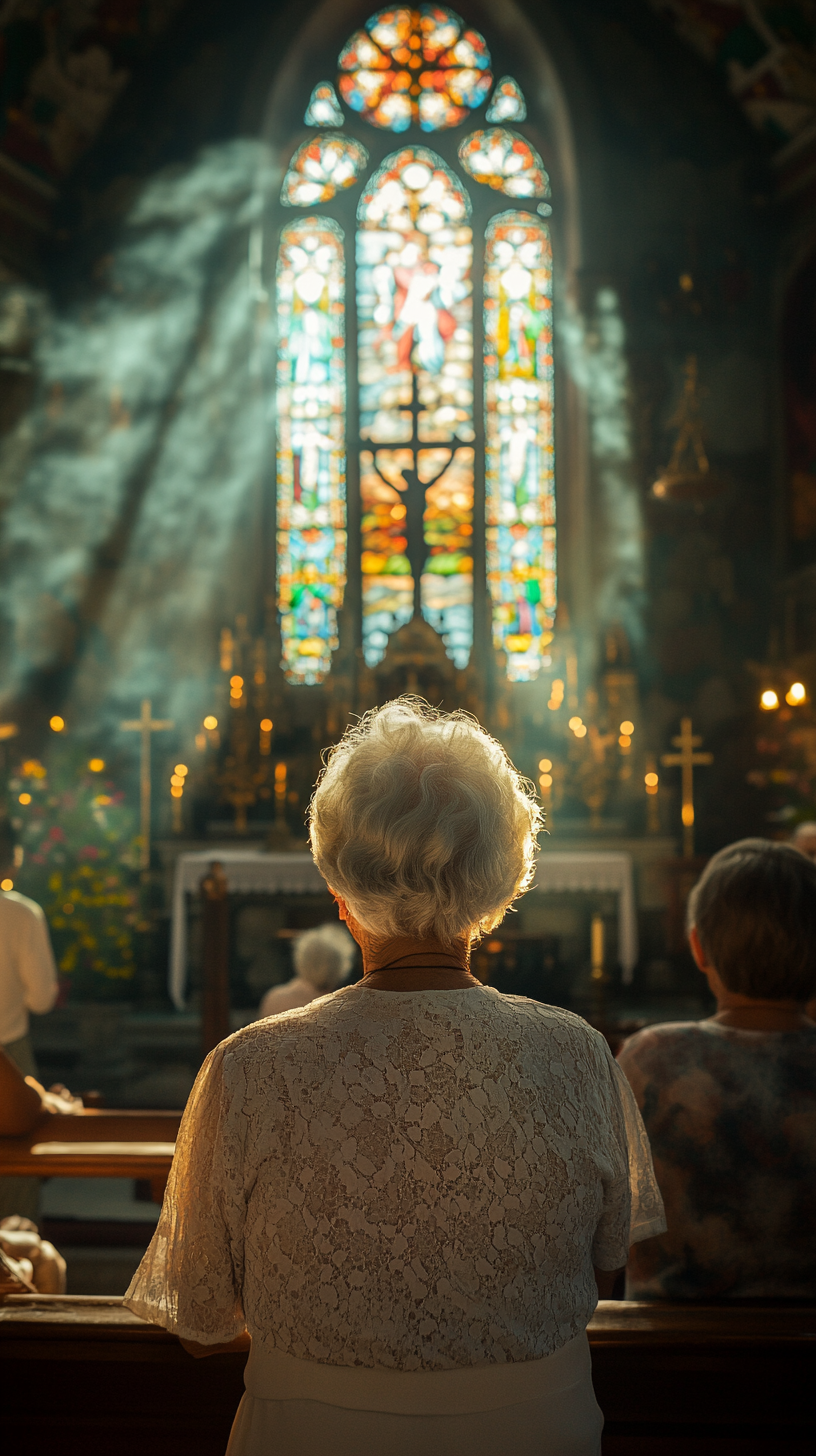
[293,923,356,990]
[308,698,542,945]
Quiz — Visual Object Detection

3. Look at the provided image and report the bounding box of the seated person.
[258,922,355,1017]
[618,838,816,1300]
[791,820,816,861]
[0,1047,77,1296]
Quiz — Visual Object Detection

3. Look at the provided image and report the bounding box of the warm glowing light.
[1,878,12,891]
[203,715,218,730]
[760,689,779,710]
[274,763,287,782]
[95,795,112,806]
[568,716,582,731]
[170,785,183,799]
[786,682,806,705]
[620,721,634,735]
[681,803,695,827]
[174,764,188,777]
[63,903,74,914]
[538,758,552,772]
[539,773,553,788]
[171,774,185,788]
[619,734,631,748]
[49,715,65,732]
[88,758,105,772]
[645,772,658,787]
[18,793,31,805]
[260,719,273,733]
[230,676,244,690]
[574,724,587,738]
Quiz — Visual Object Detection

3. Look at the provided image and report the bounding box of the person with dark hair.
[618,838,816,1301]
[0,818,59,1220]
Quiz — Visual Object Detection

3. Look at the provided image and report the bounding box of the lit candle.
[591,914,604,981]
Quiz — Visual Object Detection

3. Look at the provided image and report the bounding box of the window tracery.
[275,8,556,685]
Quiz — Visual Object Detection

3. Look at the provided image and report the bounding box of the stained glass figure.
[338,6,492,133]
[304,81,344,127]
[357,147,474,666]
[484,211,555,683]
[486,75,527,123]
[421,446,474,667]
[276,218,347,684]
[459,128,549,198]
[281,135,368,207]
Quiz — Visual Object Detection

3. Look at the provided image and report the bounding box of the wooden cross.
[661,717,712,859]
[120,700,174,873]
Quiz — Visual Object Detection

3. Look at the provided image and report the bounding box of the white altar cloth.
[533,851,637,984]
[169,848,638,1009]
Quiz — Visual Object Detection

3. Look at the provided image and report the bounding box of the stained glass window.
[357,148,474,666]
[304,82,344,127]
[484,211,555,683]
[276,218,347,684]
[281,135,368,207]
[459,128,549,198]
[486,76,527,123]
[339,6,492,133]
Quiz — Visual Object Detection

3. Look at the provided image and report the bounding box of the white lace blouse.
[126,987,664,1369]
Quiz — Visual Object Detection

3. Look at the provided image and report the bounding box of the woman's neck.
[355,929,480,991]
[708,998,813,1032]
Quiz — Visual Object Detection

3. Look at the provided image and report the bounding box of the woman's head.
[293,923,356,991]
[687,837,816,1002]
[309,698,542,946]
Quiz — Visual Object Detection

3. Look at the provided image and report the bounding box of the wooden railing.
[1,1295,814,1454]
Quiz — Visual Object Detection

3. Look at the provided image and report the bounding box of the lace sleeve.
[611,1055,666,1245]
[124,1044,246,1344]
[590,1040,666,1270]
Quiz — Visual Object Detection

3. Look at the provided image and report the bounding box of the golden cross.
[120,699,174,873]
[661,716,712,859]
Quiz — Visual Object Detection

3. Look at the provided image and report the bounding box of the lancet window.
[275,6,556,685]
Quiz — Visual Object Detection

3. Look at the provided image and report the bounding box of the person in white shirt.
[0,820,60,1219]
[258,923,355,1018]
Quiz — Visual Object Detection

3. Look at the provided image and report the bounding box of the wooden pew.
[1,1295,814,1455]
[0,1108,181,1203]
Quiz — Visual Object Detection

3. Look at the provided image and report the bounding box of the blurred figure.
[0,820,60,1220]
[258,923,355,1017]
[619,839,816,1301]
[791,821,816,860]
[0,1217,66,1295]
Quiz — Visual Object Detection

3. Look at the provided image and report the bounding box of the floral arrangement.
[8,746,140,1001]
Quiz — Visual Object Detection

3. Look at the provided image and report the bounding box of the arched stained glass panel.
[281,135,368,207]
[459,128,549,199]
[357,148,474,667]
[484,211,555,683]
[276,218,347,684]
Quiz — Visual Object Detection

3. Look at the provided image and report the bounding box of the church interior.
[1,2,816,1452]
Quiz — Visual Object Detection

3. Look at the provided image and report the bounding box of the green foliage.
[8,746,140,1001]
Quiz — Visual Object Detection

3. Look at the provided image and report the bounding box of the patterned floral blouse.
[618,1019,816,1300]
[126,986,664,1366]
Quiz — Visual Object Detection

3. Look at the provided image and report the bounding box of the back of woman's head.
[293,923,356,990]
[687,837,816,1001]
[309,698,541,945]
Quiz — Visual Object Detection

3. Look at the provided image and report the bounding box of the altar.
[168,848,638,1010]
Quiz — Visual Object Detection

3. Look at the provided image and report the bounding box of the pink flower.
[78,845,99,860]
[48,826,66,842]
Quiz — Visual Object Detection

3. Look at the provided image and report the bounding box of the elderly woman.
[258,922,355,1017]
[126,700,664,1456]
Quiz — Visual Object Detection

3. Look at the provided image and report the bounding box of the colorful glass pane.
[338,6,492,133]
[357,147,474,666]
[486,75,527,123]
[458,127,549,199]
[281,135,368,207]
[484,211,555,683]
[421,446,474,667]
[276,218,347,685]
[304,81,344,127]
[360,449,414,664]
